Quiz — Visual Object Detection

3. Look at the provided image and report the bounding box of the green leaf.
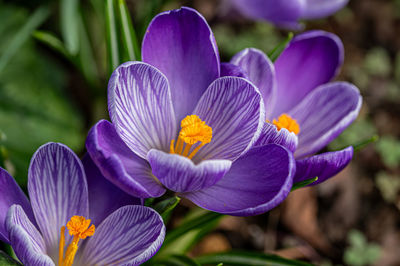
[0,6,50,73]
[106,0,120,75]
[153,196,181,222]
[353,134,379,152]
[60,0,80,55]
[291,177,318,191]
[0,251,21,265]
[118,0,140,61]
[155,255,201,266]
[33,31,71,60]
[268,32,293,62]
[195,251,312,266]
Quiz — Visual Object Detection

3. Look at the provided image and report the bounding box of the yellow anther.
[170,115,212,159]
[59,216,95,266]
[272,114,300,135]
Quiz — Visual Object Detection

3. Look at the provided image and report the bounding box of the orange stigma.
[272,114,300,135]
[58,216,95,266]
[170,115,212,159]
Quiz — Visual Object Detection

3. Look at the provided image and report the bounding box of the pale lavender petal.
[272,30,344,118]
[86,120,166,198]
[254,122,298,153]
[230,48,277,119]
[193,77,265,162]
[0,168,34,243]
[147,149,231,193]
[142,7,220,121]
[28,143,88,256]
[6,205,54,266]
[78,206,165,266]
[82,155,142,226]
[302,0,349,19]
[183,144,295,216]
[231,0,305,26]
[220,63,247,78]
[289,82,362,157]
[108,61,177,159]
[294,146,353,185]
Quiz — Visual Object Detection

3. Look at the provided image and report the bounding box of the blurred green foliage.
[344,230,381,266]
[375,171,400,203]
[376,136,400,168]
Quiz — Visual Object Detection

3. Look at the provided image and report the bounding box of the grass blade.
[118,0,140,60]
[60,0,80,55]
[106,0,120,75]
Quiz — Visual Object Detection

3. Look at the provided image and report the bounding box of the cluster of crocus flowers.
[225,30,362,185]
[87,7,295,216]
[0,143,165,265]
[229,0,349,28]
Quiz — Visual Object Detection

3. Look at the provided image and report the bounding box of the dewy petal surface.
[28,143,89,257]
[147,149,232,193]
[183,144,295,216]
[78,206,165,266]
[6,205,54,266]
[142,6,220,121]
[302,0,349,19]
[255,123,298,153]
[231,48,277,119]
[272,30,343,118]
[193,77,264,162]
[0,168,34,243]
[294,146,353,185]
[108,61,177,159]
[82,155,142,226]
[289,82,362,157]
[86,120,165,198]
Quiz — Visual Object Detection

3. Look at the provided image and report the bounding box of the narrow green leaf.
[267,32,293,62]
[60,0,80,55]
[33,30,71,59]
[106,0,120,75]
[156,255,201,266]
[353,134,379,152]
[195,251,312,266]
[164,211,223,246]
[0,251,21,266]
[154,196,181,222]
[291,177,318,191]
[118,0,140,60]
[0,6,50,74]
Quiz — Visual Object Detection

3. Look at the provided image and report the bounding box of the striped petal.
[192,77,264,162]
[108,61,177,159]
[6,205,54,266]
[78,206,165,266]
[28,143,88,258]
[254,122,298,153]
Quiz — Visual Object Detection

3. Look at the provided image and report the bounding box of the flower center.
[170,115,212,159]
[58,216,95,266]
[272,114,300,135]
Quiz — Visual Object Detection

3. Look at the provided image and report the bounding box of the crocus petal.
[82,155,142,226]
[6,205,54,266]
[220,62,248,78]
[294,146,353,185]
[231,48,277,119]
[254,122,298,153]
[193,77,265,162]
[231,0,305,26]
[147,149,231,193]
[142,6,220,121]
[0,168,34,243]
[272,30,343,118]
[78,206,165,266]
[183,144,295,216]
[108,61,177,159]
[28,143,89,256]
[289,82,362,157]
[86,120,166,198]
[302,0,349,19]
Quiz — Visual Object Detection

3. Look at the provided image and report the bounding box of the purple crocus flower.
[86,7,295,216]
[229,0,349,28]
[0,143,165,265]
[224,30,362,186]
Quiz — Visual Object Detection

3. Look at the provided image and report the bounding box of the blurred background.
[0,0,399,265]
